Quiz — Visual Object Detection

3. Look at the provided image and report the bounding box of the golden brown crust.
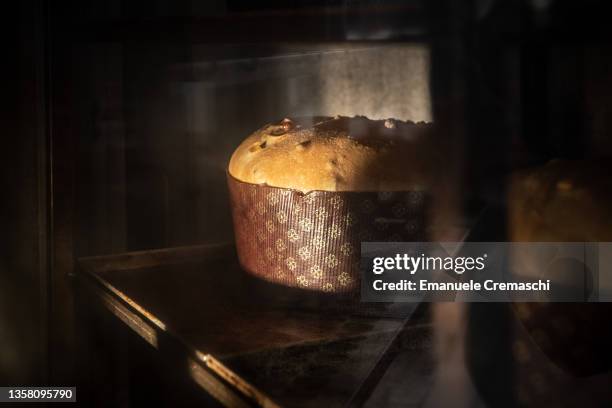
[509,159,612,242]
[228,116,432,192]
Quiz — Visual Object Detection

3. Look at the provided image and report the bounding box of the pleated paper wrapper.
[228,174,428,294]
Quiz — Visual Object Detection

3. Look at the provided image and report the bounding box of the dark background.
[2,0,612,403]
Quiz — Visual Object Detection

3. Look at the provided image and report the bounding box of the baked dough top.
[509,159,612,241]
[228,116,432,192]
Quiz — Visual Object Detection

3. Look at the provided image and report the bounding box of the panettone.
[509,159,612,376]
[227,116,433,293]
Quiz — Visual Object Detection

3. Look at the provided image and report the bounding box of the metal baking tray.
[77,244,433,407]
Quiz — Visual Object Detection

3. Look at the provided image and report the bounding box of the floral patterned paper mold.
[228,174,429,294]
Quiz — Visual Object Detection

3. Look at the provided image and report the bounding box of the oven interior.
[3,1,612,406]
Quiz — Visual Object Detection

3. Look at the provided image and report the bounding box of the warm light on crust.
[229,116,433,192]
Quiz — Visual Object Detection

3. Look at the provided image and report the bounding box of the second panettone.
[509,159,612,376]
